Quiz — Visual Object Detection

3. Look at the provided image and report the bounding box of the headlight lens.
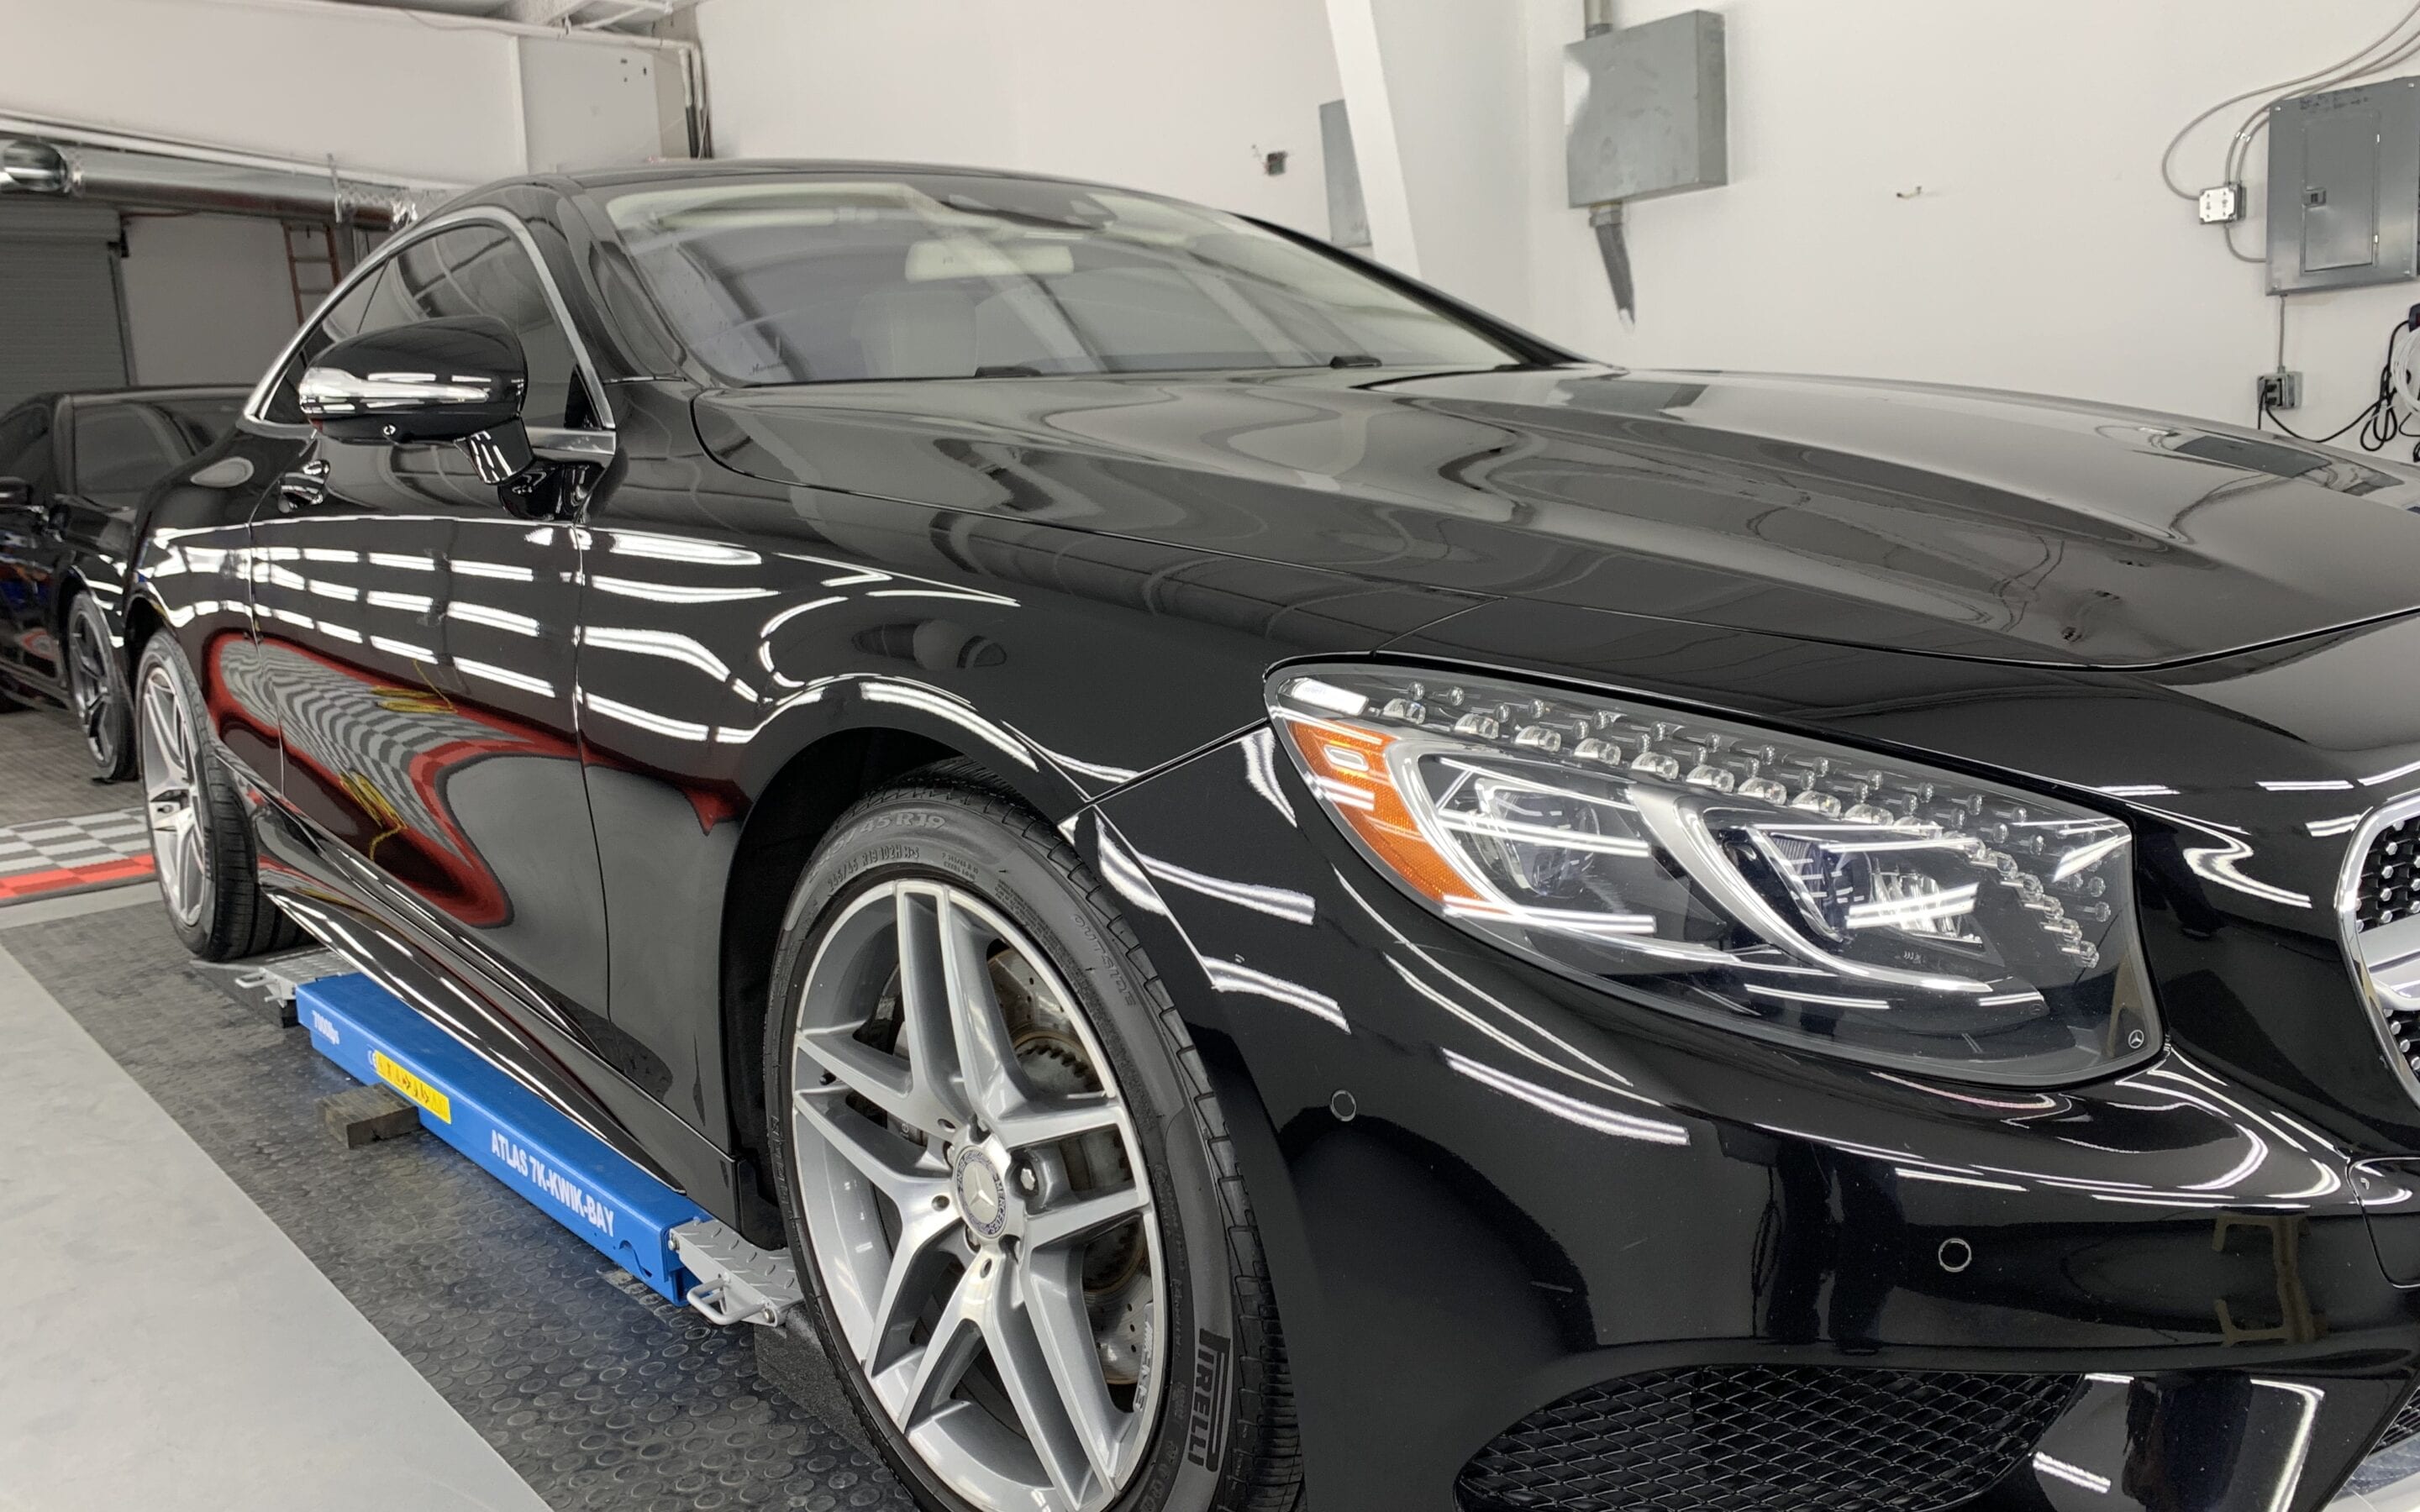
[1270,665,2158,1084]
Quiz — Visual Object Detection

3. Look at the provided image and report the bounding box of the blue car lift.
[297,971,801,1321]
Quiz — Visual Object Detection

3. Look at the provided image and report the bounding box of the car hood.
[693,365,2420,668]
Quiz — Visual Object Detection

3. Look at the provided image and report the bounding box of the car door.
[0,397,65,693]
[245,218,616,1026]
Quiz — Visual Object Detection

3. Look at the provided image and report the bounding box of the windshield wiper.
[1327,354,1384,369]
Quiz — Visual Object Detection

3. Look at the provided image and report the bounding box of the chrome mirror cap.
[298,313,528,447]
[297,368,513,420]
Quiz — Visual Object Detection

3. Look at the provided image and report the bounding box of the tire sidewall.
[763,785,1242,1512]
[69,592,131,778]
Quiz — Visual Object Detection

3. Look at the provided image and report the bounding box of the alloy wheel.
[790,879,1165,1512]
[138,659,208,927]
[68,608,119,770]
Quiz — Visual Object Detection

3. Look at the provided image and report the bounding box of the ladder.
[282,220,345,326]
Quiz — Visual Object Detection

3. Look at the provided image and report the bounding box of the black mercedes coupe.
[124,162,2420,1512]
[0,384,243,775]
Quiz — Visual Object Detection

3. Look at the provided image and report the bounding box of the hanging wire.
[2260,309,2420,452]
[2160,1,2420,199]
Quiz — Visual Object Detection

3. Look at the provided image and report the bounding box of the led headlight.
[1270,666,2159,1084]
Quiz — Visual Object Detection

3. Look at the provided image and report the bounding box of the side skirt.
[245,787,743,1222]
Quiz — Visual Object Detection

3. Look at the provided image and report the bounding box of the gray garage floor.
[0,700,119,825]
[0,888,912,1512]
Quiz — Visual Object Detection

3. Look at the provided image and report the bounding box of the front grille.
[2351,814,2420,1084]
[2348,1391,2420,1499]
[1456,1365,2078,1512]
[2359,815,2420,930]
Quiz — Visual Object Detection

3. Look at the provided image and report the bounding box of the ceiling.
[315,0,699,34]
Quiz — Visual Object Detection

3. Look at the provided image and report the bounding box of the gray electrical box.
[1565,10,1728,206]
[1319,99,1371,249]
[2267,76,2420,293]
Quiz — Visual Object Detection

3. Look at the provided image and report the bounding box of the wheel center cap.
[954,1147,1008,1239]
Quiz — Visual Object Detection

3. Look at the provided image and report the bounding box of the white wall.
[701,0,2420,433]
[696,0,1342,235]
[0,0,526,184]
[119,213,298,386]
[1365,0,1534,315]
[1501,0,2420,432]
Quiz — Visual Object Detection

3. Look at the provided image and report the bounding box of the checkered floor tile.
[0,808,155,900]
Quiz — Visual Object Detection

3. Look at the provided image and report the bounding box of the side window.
[366,224,592,429]
[262,265,391,424]
[0,404,54,493]
[72,404,191,507]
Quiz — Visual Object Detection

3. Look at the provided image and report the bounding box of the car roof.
[555,159,1100,192]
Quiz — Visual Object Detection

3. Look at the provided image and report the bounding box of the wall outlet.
[2199,182,2247,224]
[2257,370,2303,411]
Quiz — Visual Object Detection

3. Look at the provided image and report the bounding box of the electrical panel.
[2267,76,2420,293]
[1564,10,1728,207]
[1319,100,1370,249]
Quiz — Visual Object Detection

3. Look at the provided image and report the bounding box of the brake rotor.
[995,954,1150,1383]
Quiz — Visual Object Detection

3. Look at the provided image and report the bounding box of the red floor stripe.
[0,854,157,900]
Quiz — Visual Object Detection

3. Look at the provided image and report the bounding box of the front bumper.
[1086,728,2420,1512]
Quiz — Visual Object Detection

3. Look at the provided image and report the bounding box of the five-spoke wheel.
[790,879,1162,1512]
[132,632,294,960]
[138,654,209,929]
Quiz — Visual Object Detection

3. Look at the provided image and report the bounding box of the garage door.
[0,203,129,408]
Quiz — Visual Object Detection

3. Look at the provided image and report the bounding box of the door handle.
[278,459,331,512]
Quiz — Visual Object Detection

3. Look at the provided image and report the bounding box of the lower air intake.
[1456,1365,2079,1512]
[2378,1392,2420,1456]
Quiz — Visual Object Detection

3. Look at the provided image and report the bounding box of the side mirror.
[0,475,29,512]
[298,315,535,484]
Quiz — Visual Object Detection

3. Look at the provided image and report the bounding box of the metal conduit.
[0,123,455,230]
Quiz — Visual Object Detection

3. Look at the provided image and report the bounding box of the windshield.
[602,174,1518,386]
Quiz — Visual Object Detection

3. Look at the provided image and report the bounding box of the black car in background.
[117,164,2420,1512]
[0,385,245,775]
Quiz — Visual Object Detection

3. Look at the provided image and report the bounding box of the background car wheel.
[67,592,134,780]
[765,773,1300,1512]
[134,632,297,960]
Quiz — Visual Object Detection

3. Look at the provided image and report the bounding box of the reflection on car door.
[242,221,614,1027]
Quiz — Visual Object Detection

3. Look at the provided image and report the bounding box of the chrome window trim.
[239,204,618,445]
[2336,789,2420,1105]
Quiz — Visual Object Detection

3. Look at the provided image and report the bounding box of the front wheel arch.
[717,724,1027,1246]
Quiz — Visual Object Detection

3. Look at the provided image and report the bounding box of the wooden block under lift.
[318,1083,423,1148]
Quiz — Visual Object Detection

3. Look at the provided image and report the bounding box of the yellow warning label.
[372,1048,451,1123]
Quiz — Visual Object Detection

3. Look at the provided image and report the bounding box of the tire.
[134,631,297,959]
[764,773,1299,1512]
[66,591,134,780]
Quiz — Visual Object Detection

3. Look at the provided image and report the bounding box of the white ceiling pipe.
[0,110,456,193]
[0,139,442,227]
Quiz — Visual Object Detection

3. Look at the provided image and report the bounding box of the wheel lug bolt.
[1018,1167,1037,1194]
